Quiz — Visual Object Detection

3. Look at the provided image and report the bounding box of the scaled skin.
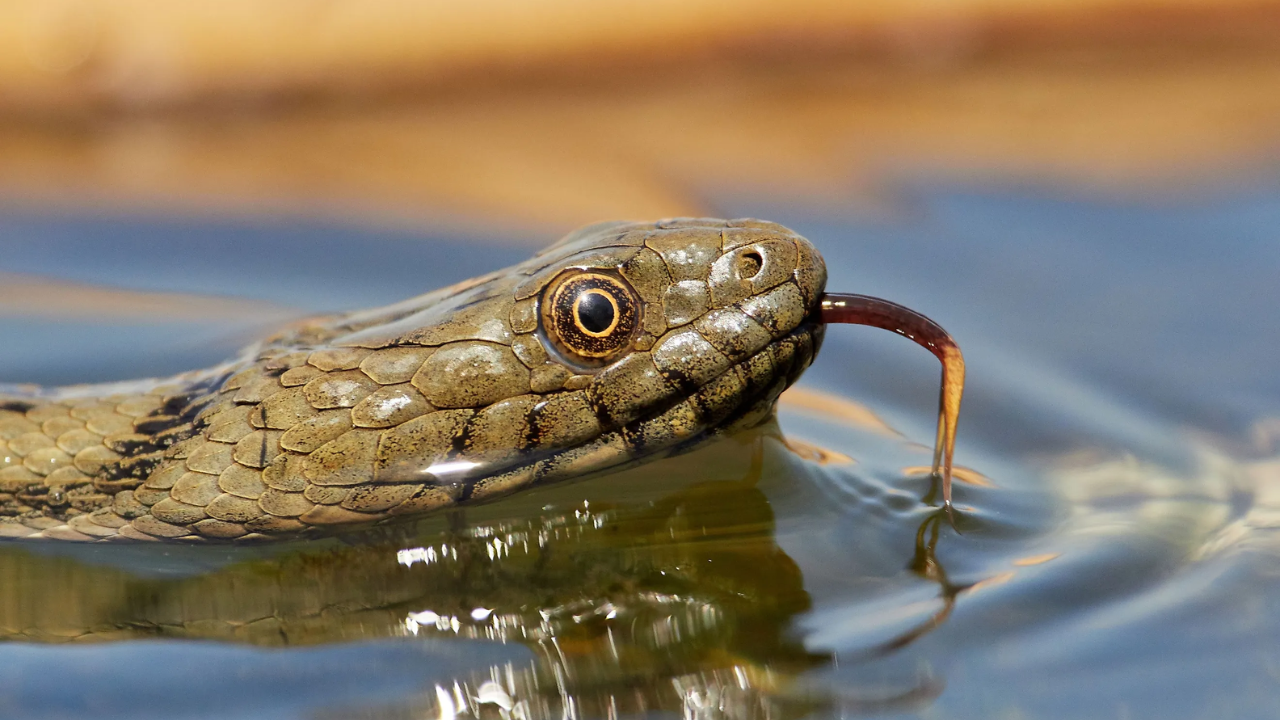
[0,218,827,541]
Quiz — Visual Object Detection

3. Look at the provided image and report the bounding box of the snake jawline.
[378,322,823,512]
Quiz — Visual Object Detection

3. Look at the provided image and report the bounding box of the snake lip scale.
[0,218,961,542]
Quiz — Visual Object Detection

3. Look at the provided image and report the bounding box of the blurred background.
[1,0,1276,236]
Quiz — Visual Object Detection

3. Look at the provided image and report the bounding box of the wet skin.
[0,218,826,542]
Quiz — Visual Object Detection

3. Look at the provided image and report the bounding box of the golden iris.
[542,272,640,363]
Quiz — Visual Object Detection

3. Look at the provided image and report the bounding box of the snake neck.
[0,308,390,541]
[0,310,403,541]
[0,366,242,540]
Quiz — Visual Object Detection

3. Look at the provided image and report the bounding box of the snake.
[0,218,962,542]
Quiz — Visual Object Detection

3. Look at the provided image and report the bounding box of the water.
[0,181,1278,719]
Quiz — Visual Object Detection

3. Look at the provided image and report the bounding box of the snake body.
[0,218,825,542]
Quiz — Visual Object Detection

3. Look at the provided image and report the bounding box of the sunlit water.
[0,182,1278,719]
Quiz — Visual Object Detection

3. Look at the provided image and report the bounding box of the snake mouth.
[450,321,824,505]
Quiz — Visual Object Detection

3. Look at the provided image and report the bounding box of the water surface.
[1,182,1278,719]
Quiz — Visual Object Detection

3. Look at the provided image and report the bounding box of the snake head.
[263,218,827,517]
[520,216,827,431]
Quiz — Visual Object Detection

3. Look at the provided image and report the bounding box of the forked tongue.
[818,294,965,508]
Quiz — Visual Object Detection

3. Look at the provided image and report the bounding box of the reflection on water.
[0,427,926,719]
[1,182,1279,718]
[1,422,985,719]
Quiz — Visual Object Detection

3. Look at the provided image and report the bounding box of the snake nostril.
[738,251,763,281]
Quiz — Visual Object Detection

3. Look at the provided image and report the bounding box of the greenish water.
[1,182,1278,719]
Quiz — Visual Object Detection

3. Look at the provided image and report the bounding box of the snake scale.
[0,218,828,542]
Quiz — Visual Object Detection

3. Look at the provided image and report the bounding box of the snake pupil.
[577,291,615,334]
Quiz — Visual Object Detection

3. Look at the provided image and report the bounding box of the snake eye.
[542,272,641,364]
